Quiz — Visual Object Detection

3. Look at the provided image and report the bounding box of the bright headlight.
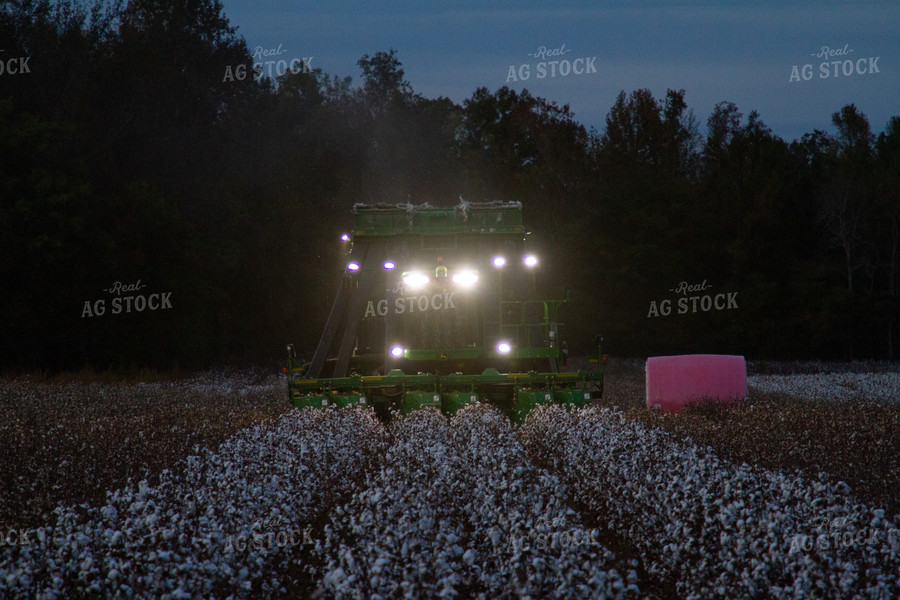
[452,269,479,289]
[402,271,429,290]
[390,345,404,358]
[497,341,512,354]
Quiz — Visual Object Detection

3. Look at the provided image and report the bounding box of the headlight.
[497,341,512,354]
[402,271,430,290]
[451,269,478,289]
[390,345,404,358]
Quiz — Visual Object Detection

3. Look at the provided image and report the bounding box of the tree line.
[2,0,899,372]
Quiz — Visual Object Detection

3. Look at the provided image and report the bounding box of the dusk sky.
[220,1,898,143]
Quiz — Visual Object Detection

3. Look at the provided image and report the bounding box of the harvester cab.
[286,200,603,421]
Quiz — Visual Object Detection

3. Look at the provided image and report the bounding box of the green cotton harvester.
[286,200,604,421]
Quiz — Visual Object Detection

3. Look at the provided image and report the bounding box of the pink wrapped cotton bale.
[646,354,747,412]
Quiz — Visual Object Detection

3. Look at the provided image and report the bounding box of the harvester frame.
[286,200,603,421]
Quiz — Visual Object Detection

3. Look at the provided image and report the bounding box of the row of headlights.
[389,341,512,359]
[339,242,533,358]
[346,255,538,290]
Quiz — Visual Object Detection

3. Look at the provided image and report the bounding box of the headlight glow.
[451,269,479,288]
[497,341,512,354]
[402,271,430,290]
[390,345,404,358]
[492,256,507,268]
[347,262,360,271]
[523,255,538,267]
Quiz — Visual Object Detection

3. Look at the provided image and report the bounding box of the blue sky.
[221,1,899,142]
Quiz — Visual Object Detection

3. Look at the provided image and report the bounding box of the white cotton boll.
[3,569,18,589]
[488,526,502,547]
[438,578,458,598]
[400,538,409,558]
[462,549,475,566]
[79,556,93,572]
[373,557,390,574]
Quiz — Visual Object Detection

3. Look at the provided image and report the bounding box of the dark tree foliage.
[1,2,899,371]
[875,117,900,358]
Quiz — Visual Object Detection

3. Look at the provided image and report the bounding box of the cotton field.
[1,363,898,598]
[748,372,900,403]
[521,405,900,599]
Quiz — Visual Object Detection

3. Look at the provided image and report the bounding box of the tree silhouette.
[2,1,900,369]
